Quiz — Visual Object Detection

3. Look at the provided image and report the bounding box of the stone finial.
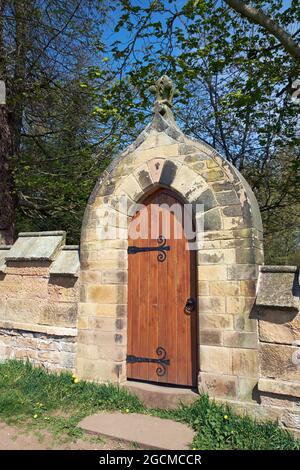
[149,75,179,117]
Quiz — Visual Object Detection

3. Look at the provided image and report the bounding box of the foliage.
[0,360,299,449]
[1,1,299,259]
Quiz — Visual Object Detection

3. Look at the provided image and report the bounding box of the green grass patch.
[0,360,299,450]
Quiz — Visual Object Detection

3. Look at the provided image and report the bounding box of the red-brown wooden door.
[127,188,197,387]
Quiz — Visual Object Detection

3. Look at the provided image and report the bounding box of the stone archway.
[77,77,263,403]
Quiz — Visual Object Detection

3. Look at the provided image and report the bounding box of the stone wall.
[256,266,300,434]
[0,231,79,372]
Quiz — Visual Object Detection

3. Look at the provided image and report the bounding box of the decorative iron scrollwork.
[126,346,170,377]
[127,236,170,262]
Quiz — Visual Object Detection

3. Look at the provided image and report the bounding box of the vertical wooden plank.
[148,201,159,382]
[138,206,150,380]
[162,194,177,384]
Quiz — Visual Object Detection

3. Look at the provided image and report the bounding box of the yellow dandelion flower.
[73,378,79,384]
[125,409,130,413]
[33,414,38,419]
[224,415,229,420]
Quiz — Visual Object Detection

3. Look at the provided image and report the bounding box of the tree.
[0,0,112,243]
[102,0,300,263]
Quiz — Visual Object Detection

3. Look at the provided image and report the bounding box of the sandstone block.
[227,264,258,281]
[200,345,231,374]
[260,343,300,382]
[258,378,300,399]
[197,296,226,314]
[239,280,257,297]
[197,281,210,296]
[199,330,223,346]
[199,313,233,330]
[238,377,258,402]
[209,281,240,297]
[223,331,257,349]
[197,265,227,281]
[258,308,300,345]
[198,372,237,399]
[81,284,127,304]
[232,349,258,377]
[78,302,127,318]
[101,270,127,284]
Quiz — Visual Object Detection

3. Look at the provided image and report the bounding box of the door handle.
[184,297,196,314]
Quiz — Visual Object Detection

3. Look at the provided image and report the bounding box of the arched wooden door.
[127,188,197,387]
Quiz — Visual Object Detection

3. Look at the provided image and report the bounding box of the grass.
[0,359,299,450]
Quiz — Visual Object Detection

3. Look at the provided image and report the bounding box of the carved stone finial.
[149,75,179,116]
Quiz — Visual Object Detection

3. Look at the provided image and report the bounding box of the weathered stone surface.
[260,343,300,382]
[199,330,223,346]
[194,188,217,211]
[232,349,258,377]
[256,267,300,309]
[238,377,258,402]
[227,264,258,281]
[159,160,179,186]
[0,247,10,273]
[281,411,300,431]
[258,308,300,344]
[203,208,222,231]
[198,372,237,399]
[216,191,239,206]
[197,265,227,280]
[223,331,257,349]
[6,231,65,261]
[0,328,76,371]
[258,378,300,399]
[50,246,79,277]
[81,284,127,304]
[199,313,233,330]
[197,296,226,313]
[200,345,231,374]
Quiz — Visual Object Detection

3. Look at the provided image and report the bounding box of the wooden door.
[127,188,197,387]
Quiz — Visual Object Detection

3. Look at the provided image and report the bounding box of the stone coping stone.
[0,246,11,273]
[258,378,300,399]
[6,231,66,261]
[50,246,79,277]
[0,321,77,337]
[257,268,299,309]
[260,265,298,273]
[79,412,195,450]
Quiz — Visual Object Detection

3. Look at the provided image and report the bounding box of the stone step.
[78,412,195,450]
[123,380,199,409]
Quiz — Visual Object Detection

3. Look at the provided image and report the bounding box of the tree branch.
[225,0,300,61]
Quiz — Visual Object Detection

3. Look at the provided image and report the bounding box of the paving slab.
[79,412,194,450]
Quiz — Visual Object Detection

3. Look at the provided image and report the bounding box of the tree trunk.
[0,105,15,245]
[0,0,15,244]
